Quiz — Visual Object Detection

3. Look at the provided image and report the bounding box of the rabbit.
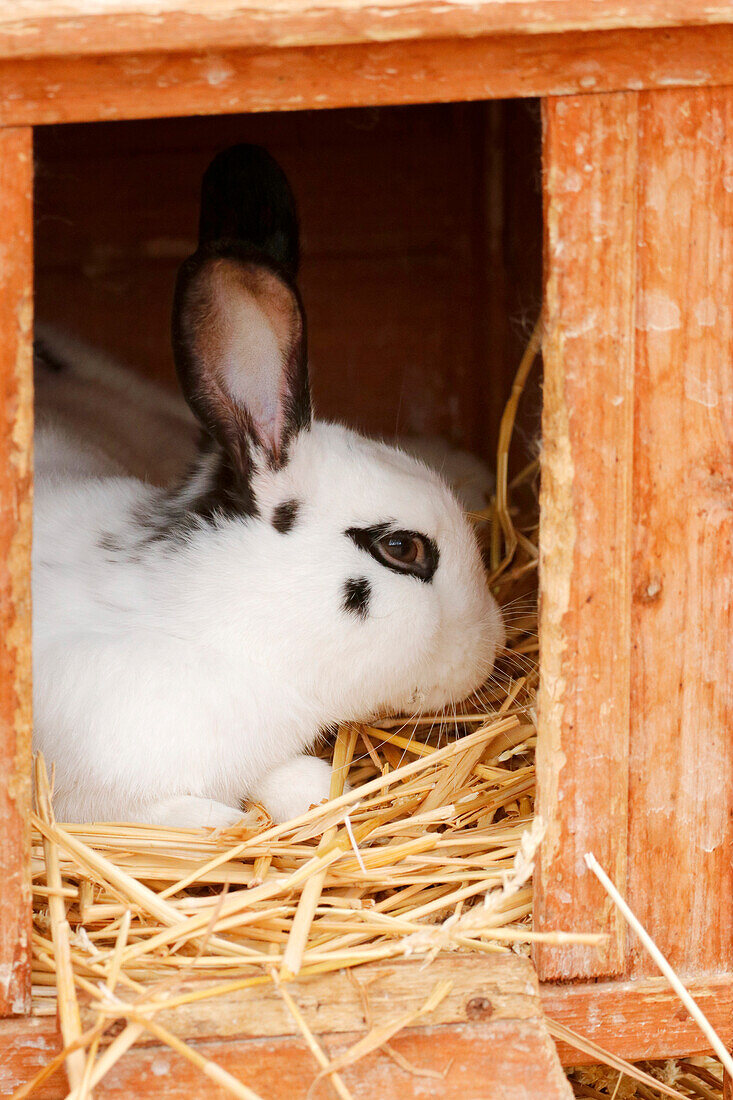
[32,145,504,828]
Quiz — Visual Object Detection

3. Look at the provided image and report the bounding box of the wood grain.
[0,127,33,1018]
[1,0,733,61]
[542,972,733,1065]
[2,25,733,127]
[538,86,733,984]
[0,955,573,1099]
[627,87,733,979]
[536,92,636,981]
[75,956,548,1044]
[3,970,733,1090]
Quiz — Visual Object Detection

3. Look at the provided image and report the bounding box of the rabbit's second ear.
[172,247,310,475]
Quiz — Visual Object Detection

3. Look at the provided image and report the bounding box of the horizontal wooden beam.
[541,973,733,1066]
[0,955,573,1098]
[1,0,733,62]
[4,0,730,62]
[1,25,733,127]
[2,966,732,1095]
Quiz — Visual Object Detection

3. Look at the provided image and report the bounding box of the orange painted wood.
[0,956,572,1098]
[4,1024,574,1099]
[1,0,733,61]
[536,91,636,981]
[538,86,733,983]
[3,971,733,1088]
[0,127,33,1018]
[542,973,733,1065]
[0,26,733,127]
[626,86,733,979]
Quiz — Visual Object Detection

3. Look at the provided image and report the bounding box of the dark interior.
[33,99,543,471]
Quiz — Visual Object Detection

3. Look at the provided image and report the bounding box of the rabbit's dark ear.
[198,145,299,277]
[172,244,310,476]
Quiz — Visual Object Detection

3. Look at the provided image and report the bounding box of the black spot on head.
[343,577,371,620]
[272,499,300,534]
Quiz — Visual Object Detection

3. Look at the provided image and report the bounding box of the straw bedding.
[569,1059,727,1099]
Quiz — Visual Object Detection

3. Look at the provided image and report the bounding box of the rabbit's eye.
[346,524,439,582]
[379,533,420,566]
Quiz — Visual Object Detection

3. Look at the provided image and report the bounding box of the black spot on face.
[343,577,371,619]
[272,499,300,534]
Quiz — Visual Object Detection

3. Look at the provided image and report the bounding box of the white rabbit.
[32,146,503,828]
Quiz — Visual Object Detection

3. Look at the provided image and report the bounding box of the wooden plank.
[1,0,733,61]
[76,956,549,1043]
[3,971,733,1088]
[536,91,636,981]
[538,86,733,983]
[0,1023,573,1099]
[542,973,733,1065]
[627,87,733,979]
[0,955,573,1098]
[2,25,733,127]
[0,127,33,1018]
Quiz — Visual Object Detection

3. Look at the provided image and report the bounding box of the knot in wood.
[466,996,494,1020]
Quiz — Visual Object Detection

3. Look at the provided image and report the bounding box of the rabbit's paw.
[252,756,337,824]
[146,795,247,829]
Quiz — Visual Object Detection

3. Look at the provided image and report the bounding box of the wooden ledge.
[2,958,733,1095]
[1,0,733,63]
[2,24,733,128]
[2,962,733,1097]
[0,954,573,1098]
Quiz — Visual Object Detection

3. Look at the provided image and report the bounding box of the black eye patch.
[343,576,371,619]
[345,524,439,583]
[272,499,301,534]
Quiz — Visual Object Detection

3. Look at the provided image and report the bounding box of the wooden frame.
[1,1,732,1093]
[537,86,733,984]
[0,125,33,1020]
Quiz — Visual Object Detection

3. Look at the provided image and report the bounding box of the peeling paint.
[151,1054,172,1076]
[637,289,681,331]
[694,296,717,327]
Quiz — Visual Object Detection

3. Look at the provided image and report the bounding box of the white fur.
[33,337,503,828]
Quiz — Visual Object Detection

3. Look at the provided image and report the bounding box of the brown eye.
[346,525,440,582]
[379,533,420,566]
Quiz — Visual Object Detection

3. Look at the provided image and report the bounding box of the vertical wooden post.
[0,126,33,1016]
[536,91,637,981]
[627,86,733,979]
[537,87,733,983]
